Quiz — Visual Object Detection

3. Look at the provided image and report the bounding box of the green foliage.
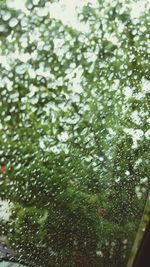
[0,0,149,266]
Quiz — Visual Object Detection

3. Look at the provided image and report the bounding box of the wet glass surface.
[0,261,28,267]
[0,0,149,266]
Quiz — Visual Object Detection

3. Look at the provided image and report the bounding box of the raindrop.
[9,18,19,27]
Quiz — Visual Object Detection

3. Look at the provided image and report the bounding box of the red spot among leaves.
[1,165,7,173]
[74,255,90,267]
[74,255,100,267]
[97,208,109,217]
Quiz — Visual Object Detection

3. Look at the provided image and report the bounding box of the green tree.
[0,0,149,266]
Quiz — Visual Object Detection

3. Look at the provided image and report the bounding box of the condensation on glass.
[0,0,149,267]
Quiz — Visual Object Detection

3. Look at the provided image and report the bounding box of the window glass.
[0,0,149,266]
[0,261,28,267]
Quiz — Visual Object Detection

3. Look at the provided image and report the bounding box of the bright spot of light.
[130,0,150,18]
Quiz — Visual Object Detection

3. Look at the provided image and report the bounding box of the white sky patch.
[6,0,29,14]
[7,0,150,32]
[130,110,141,125]
[71,66,84,93]
[7,0,98,32]
[124,128,144,148]
[0,55,10,71]
[0,199,12,221]
[130,0,150,18]
[123,86,133,99]
[142,77,150,94]
[145,129,150,140]
[48,0,91,32]
[58,131,69,142]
